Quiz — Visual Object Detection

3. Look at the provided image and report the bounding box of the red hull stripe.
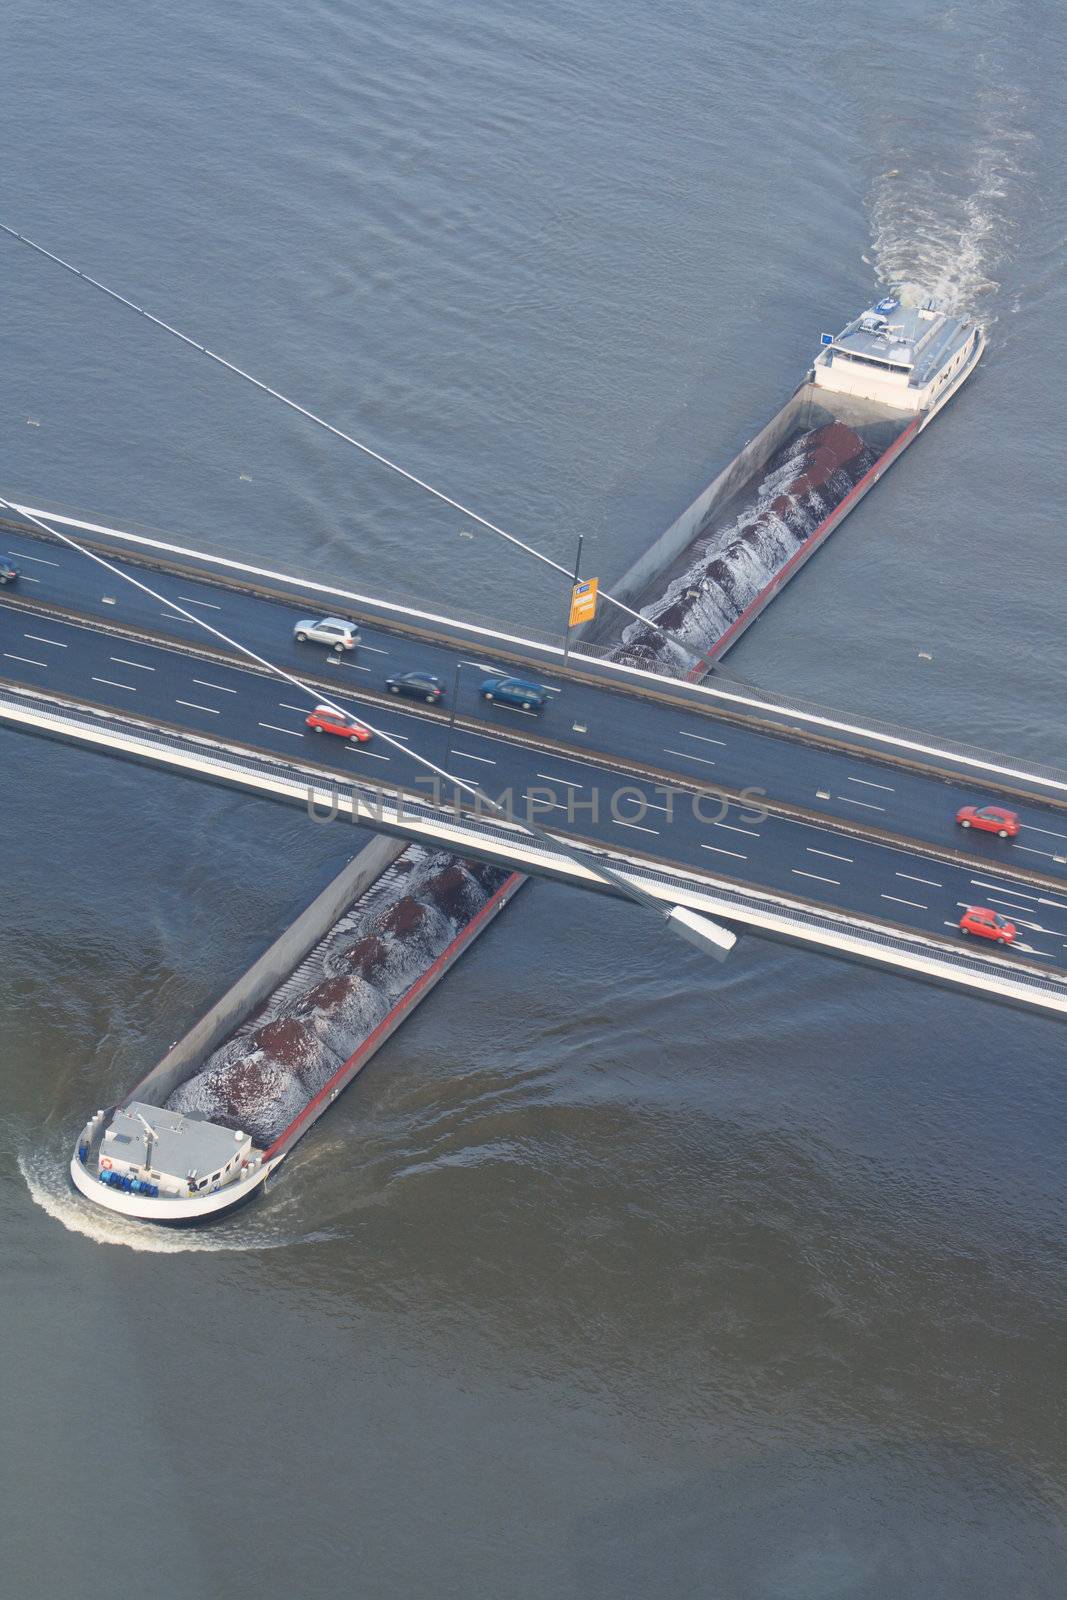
[684,415,922,680]
[261,871,526,1161]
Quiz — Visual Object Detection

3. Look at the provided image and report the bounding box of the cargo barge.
[70,838,525,1222]
[595,295,985,675]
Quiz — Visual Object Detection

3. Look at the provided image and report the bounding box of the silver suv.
[292,616,360,652]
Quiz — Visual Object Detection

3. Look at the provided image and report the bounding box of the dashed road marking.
[178,594,222,610]
[792,868,840,885]
[452,750,495,764]
[678,730,726,746]
[701,843,747,859]
[714,821,760,837]
[258,721,304,738]
[807,847,853,863]
[192,679,237,694]
[8,550,60,565]
[896,871,942,887]
[882,893,927,910]
[92,676,136,692]
[837,795,886,812]
[175,699,219,714]
[612,818,660,835]
[24,633,67,648]
[111,657,155,672]
[664,747,716,766]
[3,651,46,666]
[847,776,895,791]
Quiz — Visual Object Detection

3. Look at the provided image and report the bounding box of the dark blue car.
[0,559,18,586]
[385,670,443,704]
[479,675,547,713]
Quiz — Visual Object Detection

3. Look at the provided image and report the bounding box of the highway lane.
[4,601,1067,974]
[4,519,1067,874]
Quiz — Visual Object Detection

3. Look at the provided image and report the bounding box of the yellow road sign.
[569,577,599,627]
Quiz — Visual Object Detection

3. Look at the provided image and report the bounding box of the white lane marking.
[969,879,1039,901]
[982,896,1050,916]
[471,662,506,674]
[358,643,389,654]
[1020,823,1067,840]
[339,659,372,672]
[24,633,67,647]
[351,747,390,761]
[537,773,584,788]
[792,869,840,885]
[678,730,726,746]
[612,818,660,835]
[258,721,304,738]
[485,698,541,715]
[192,678,238,693]
[111,656,155,672]
[896,871,942,887]
[15,574,40,583]
[664,747,716,766]
[715,821,761,837]
[177,594,222,610]
[160,610,192,621]
[3,651,47,666]
[701,843,747,860]
[621,799,672,815]
[91,676,136,692]
[882,893,927,910]
[527,797,568,812]
[452,750,495,764]
[1039,898,1067,912]
[1020,946,1054,958]
[1012,843,1055,858]
[7,550,60,565]
[175,699,219,714]
[837,795,886,811]
[279,702,308,713]
[808,847,853,863]
[847,776,895,792]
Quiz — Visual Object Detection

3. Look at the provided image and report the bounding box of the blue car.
[0,558,18,586]
[479,675,547,713]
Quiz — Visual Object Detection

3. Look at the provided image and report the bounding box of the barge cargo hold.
[595,295,985,676]
[71,839,525,1222]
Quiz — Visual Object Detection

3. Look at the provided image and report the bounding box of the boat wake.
[866,58,1033,312]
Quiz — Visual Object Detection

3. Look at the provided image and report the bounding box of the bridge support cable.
[0,496,735,961]
[0,221,723,677]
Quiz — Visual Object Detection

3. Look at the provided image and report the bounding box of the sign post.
[563,536,597,666]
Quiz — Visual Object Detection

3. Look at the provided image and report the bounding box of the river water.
[1,1,1064,1594]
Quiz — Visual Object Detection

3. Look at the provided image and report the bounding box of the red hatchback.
[959,906,1017,945]
[955,804,1020,839]
[306,704,372,742]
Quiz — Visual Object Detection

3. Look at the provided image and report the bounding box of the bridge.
[4,502,1067,1019]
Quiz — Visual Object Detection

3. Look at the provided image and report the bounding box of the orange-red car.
[306,704,372,742]
[955,804,1020,838]
[959,906,1017,945]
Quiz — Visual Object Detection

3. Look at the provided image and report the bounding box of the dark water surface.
[1,1,1064,1594]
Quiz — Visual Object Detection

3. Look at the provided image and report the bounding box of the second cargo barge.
[596,295,985,676]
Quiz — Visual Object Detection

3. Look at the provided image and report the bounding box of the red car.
[959,906,1017,945]
[306,704,372,742]
[955,804,1020,839]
